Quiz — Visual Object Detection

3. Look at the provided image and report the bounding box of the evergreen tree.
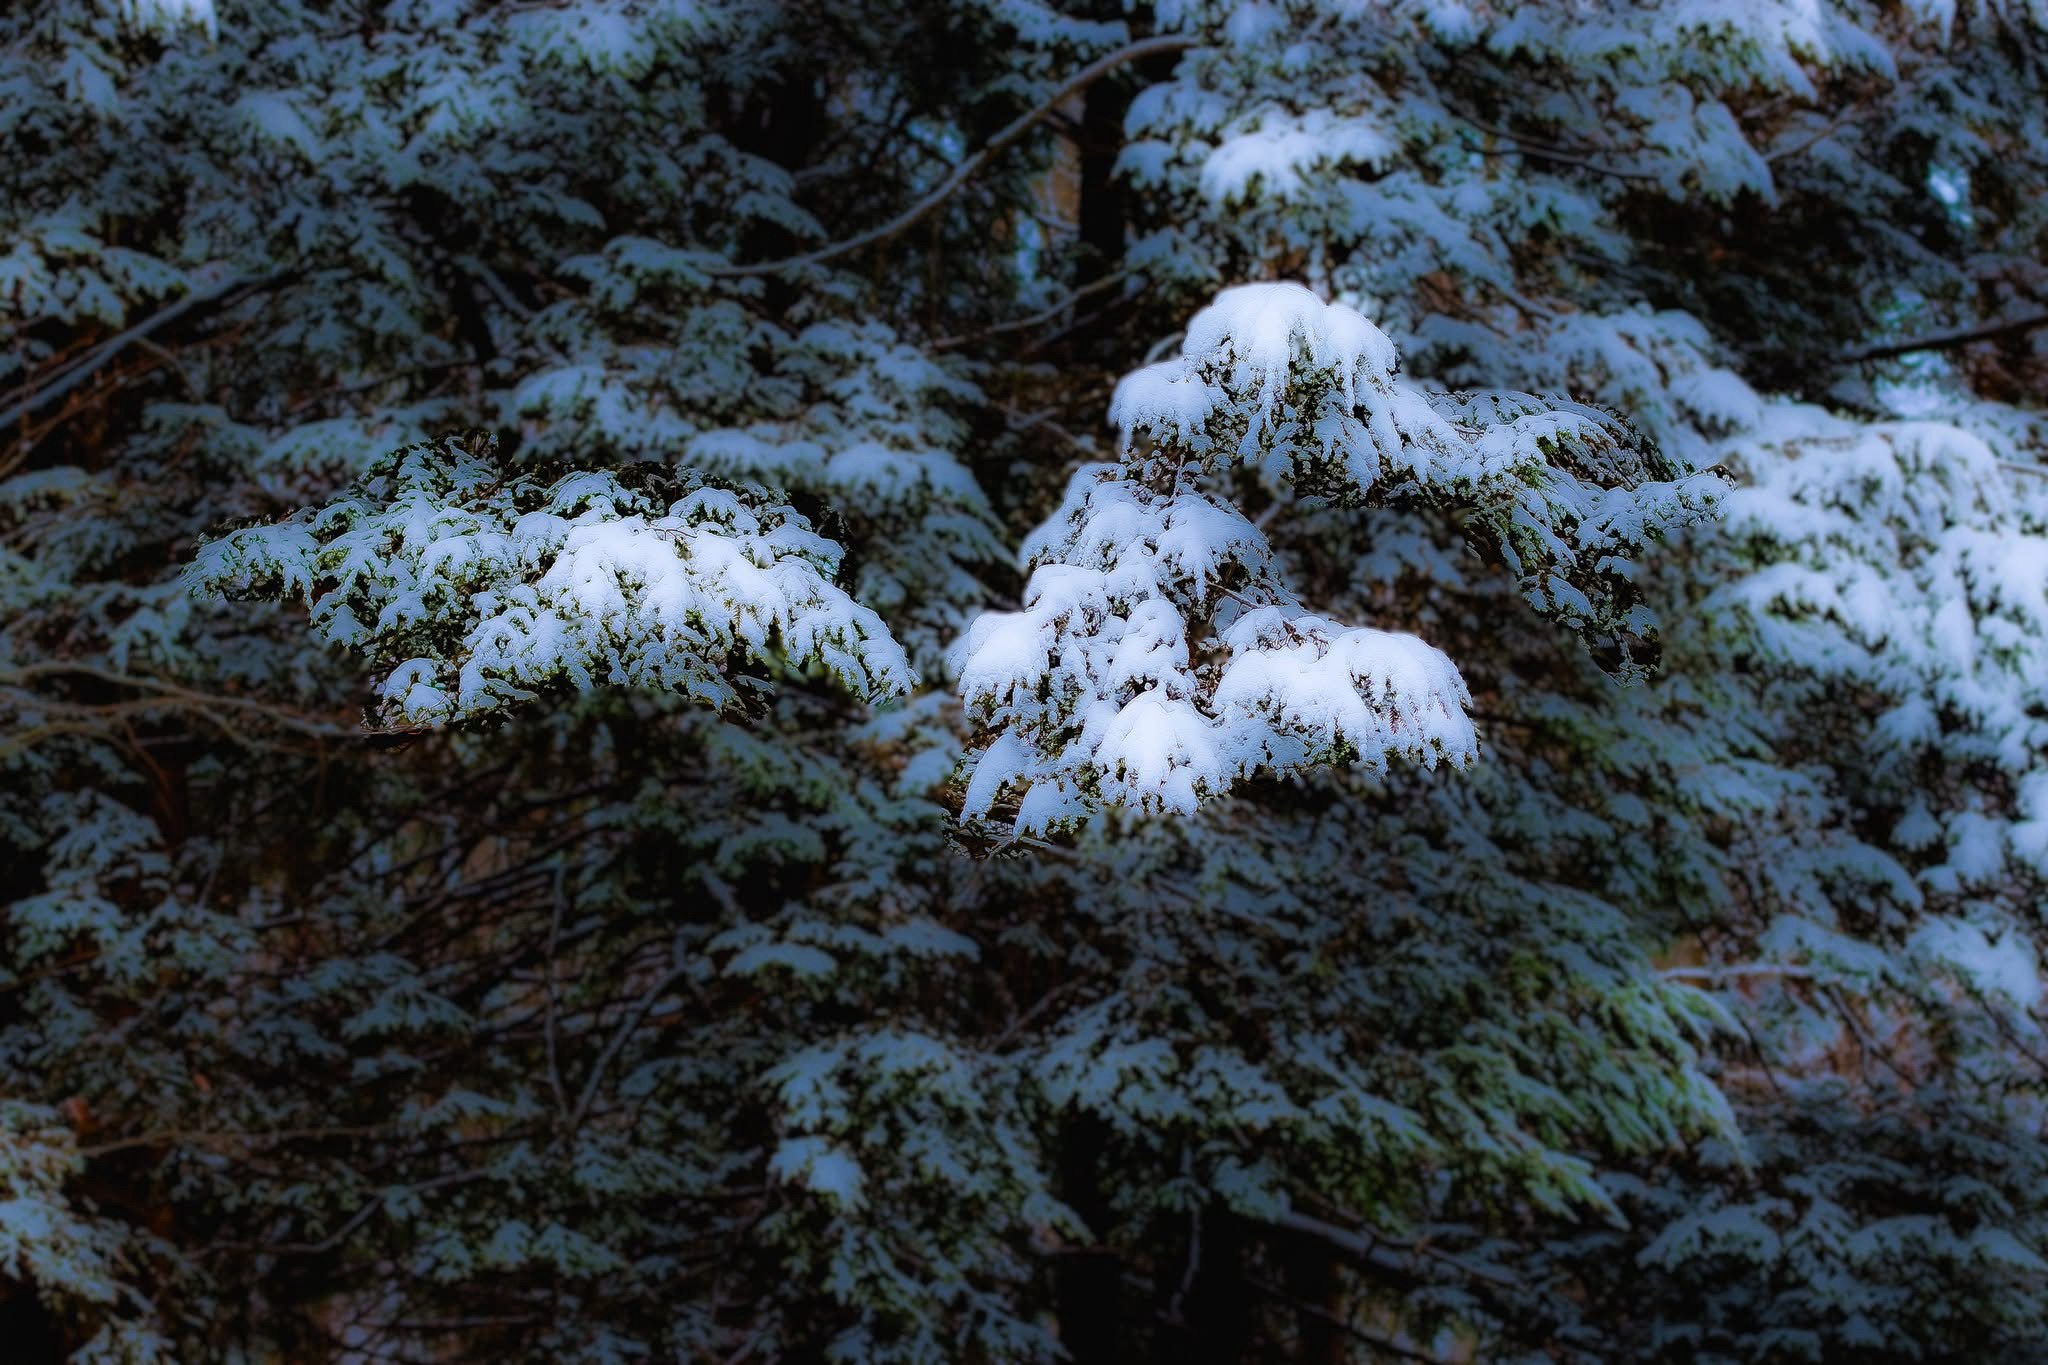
[4,1,2046,1361]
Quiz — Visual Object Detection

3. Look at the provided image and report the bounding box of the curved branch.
[930,267,1141,350]
[1,662,356,739]
[713,34,1198,277]
[1242,1277,1449,1364]
[569,929,694,1127]
[0,269,283,432]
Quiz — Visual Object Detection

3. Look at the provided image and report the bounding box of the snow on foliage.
[1679,406,2048,1037]
[954,284,1715,832]
[187,434,914,726]
[119,0,215,38]
[0,1099,170,1362]
[11,0,2048,1360]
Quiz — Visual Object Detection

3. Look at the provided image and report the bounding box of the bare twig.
[1,662,356,739]
[568,931,694,1127]
[1839,310,2048,364]
[0,269,284,432]
[545,867,570,1121]
[240,1170,489,1257]
[1243,1276,1448,1364]
[1266,1208,1518,1290]
[1446,107,1663,183]
[1660,962,1815,983]
[1762,102,1866,164]
[931,269,1142,350]
[82,1124,392,1158]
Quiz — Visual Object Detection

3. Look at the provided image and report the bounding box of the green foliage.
[4,0,2048,1361]
[188,435,914,726]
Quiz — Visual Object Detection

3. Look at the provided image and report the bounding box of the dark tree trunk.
[1053,1114,1123,1365]
[1184,1203,1254,1364]
[1076,76,1128,283]
[1285,1236,1349,1365]
[0,1283,66,1364]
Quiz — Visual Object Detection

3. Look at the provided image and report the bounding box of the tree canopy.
[5,1,2048,1361]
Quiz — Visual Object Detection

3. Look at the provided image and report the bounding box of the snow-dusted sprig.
[953,283,1710,833]
[952,465,1476,833]
[186,434,914,727]
[1424,388,1723,662]
[1114,286,1719,657]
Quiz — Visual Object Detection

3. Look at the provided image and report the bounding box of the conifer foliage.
[955,283,1714,831]
[5,1,2048,1362]
[189,436,914,727]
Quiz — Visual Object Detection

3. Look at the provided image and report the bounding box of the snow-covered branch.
[952,284,1716,834]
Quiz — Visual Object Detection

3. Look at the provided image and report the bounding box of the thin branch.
[82,1124,393,1158]
[1166,1156,1201,1324]
[1840,310,2048,364]
[1243,1276,1448,1364]
[1016,292,1144,357]
[1265,1208,1518,1290]
[0,269,283,432]
[712,34,1198,277]
[135,337,201,399]
[299,357,489,410]
[357,1316,546,1334]
[568,930,694,1127]
[1660,963,1815,983]
[1762,102,1865,164]
[237,1170,489,1258]
[2,662,357,739]
[1446,107,1663,183]
[1003,406,1102,460]
[930,269,1141,350]
[544,867,570,1122]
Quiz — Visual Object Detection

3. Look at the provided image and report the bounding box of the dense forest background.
[6,0,2048,1360]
